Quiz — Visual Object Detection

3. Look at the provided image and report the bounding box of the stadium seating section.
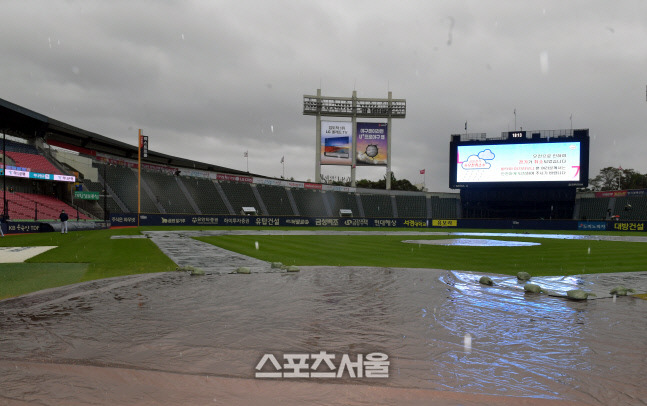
[578,197,610,221]
[1,192,92,221]
[3,136,645,223]
[290,188,328,217]
[432,197,458,219]
[5,152,62,175]
[141,170,195,214]
[395,195,427,218]
[327,191,361,217]
[360,193,394,218]
[613,196,647,221]
[83,179,122,215]
[218,181,260,215]
[3,139,40,154]
[99,164,158,213]
[256,184,294,216]
[179,177,230,215]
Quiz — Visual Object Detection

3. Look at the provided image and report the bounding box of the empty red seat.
[5,152,62,175]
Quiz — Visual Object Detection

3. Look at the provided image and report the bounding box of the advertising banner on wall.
[356,122,387,166]
[216,173,253,183]
[110,213,434,228]
[74,191,100,200]
[321,121,352,166]
[577,221,607,231]
[595,190,628,198]
[0,169,76,182]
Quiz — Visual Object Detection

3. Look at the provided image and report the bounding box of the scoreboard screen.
[449,130,589,189]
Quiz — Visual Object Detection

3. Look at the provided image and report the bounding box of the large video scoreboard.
[449,129,589,189]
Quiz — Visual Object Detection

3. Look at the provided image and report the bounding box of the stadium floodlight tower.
[303,89,406,189]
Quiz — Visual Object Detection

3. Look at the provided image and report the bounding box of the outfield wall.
[2,215,644,235]
[109,213,646,232]
[2,221,109,234]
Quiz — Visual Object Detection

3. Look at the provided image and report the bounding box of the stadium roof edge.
[0,97,260,177]
[0,97,49,123]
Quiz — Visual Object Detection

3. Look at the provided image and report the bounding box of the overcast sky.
[2,1,646,191]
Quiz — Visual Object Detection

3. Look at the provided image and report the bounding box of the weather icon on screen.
[461,149,495,170]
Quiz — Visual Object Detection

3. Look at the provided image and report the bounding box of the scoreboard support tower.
[303,89,406,189]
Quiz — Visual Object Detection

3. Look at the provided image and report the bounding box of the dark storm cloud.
[1,1,646,188]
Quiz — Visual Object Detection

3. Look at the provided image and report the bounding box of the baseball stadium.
[1,96,647,406]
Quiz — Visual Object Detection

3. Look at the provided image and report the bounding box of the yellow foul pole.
[138,129,142,227]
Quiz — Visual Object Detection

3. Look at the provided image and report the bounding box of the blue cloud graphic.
[461,155,491,170]
[478,149,495,160]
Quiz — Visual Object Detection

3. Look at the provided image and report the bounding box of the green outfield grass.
[0,228,176,300]
[0,263,88,300]
[1,226,646,300]
[196,233,647,277]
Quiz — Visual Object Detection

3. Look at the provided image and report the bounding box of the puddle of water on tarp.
[453,232,647,242]
[449,270,647,299]
[1,267,646,405]
[403,239,541,247]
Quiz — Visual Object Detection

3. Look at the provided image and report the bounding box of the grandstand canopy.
[0,97,255,176]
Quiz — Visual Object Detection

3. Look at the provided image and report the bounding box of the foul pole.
[138,129,142,227]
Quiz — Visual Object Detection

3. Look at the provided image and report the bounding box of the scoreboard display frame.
[449,129,589,189]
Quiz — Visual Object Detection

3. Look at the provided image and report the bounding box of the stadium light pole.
[2,129,7,222]
[386,91,393,190]
[514,108,517,130]
[103,163,107,223]
[137,129,148,227]
[138,129,142,227]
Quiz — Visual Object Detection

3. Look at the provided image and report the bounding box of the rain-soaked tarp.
[1,231,646,405]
